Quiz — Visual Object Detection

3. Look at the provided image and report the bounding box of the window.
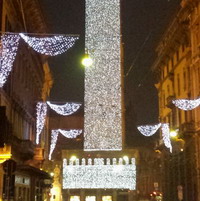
[182,44,185,53]
[183,71,187,91]
[167,85,170,96]
[5,15,12,32]
[177,74,180,96]
[171,58,174,68]
[176,50,179,62]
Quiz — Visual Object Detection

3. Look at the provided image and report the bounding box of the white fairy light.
[36,102,47,144]
[63,157,136,190]
[46,101,81,116]
[49,129,83,160]
[172,98,200,110]
[161,123,172,153]
[84,0,122,151]
[19,33,79,56]
[137,123,161,137]
[0,34,20,87]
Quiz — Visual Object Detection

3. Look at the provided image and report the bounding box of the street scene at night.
[0,0,200,201]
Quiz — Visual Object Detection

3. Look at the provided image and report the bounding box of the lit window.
[70,196,80,201]
[102,196,112,201]
[85,196,96,201]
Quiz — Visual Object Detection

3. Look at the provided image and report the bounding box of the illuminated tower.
[84,0,123,151]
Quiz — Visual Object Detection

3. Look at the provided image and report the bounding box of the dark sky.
[40,0,181,147]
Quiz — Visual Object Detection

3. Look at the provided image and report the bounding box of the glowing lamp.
[82,54,93,67]
[170,130,178,138]
[70,156,77,161]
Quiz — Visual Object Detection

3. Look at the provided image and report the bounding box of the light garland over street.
[49,129,82,160]
[172,98,200,110]
[47,101,82,116]
[137,123,161,136]
[19,33,79,56]
[0,34,20,87]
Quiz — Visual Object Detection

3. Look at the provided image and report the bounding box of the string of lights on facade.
[36,102,82,144]
[0,32,79,87]
[63,157,136,190]
[49,129,82,160]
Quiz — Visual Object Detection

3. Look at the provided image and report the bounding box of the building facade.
[0,0,53,200]
[152,0,200,201]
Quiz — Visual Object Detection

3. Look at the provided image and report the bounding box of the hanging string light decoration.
[49,130,59,160]
[49,129,83,160]
[59,129,82,138]
[161,123,172,153]
[46,101,81,116]
[0,34,20,87]
[172,98,200,110]
[36,102,47,144]
[19,33,79,56]
[137,123,161,137]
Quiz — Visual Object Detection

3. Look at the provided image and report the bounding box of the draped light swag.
[19,33,79,56]
[49,129,82,160]
[172,98,200,111]
[0,34,20,87]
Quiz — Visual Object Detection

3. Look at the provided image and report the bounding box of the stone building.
[152,0,200,201]
[0,0,53,200]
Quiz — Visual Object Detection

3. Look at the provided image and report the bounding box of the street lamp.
[81,54,93,67]
[170,130,178,138]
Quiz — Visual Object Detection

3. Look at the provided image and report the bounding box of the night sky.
[40,0,181,148]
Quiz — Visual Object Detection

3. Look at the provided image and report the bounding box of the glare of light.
[50,172,54,177]
[180,148,184,152]
[123,156,129,161]
[82,54,93,67]
[70,156,77,161]
[170,130,178,138]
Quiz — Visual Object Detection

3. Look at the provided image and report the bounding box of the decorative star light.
[84,0,122,151]
[172,98,200,110]
[19,33,79,56]
[137,123,161,136]
[46,101,81,116]
[0,34,20,87]
[63,157,136,190]
[161,123,172,153]
[49,129,82,160]
[36,102,47,144]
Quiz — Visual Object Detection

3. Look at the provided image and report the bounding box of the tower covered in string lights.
[62,1,137,200]
[84,0,124,151]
